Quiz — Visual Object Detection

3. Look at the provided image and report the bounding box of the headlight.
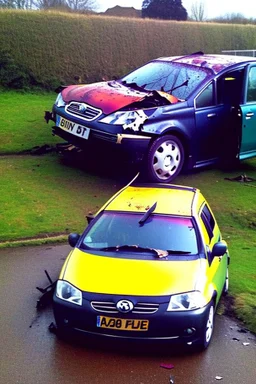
[55,93,65,107]
[167,291,207,311]
[56,280,82,306]
[99,110,140,125]
[99,110,148,132]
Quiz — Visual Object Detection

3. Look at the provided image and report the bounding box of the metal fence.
[222,50,256,57]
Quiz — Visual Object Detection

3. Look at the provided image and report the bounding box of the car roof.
[156,53,256,75]
[103,183,205,217]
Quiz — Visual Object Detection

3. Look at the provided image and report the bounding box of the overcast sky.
[97,0,256,19]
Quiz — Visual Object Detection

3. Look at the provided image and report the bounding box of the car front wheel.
[146,135,185,183]
[197,301,215,350]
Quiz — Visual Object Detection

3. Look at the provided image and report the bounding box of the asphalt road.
[0,244,255,384]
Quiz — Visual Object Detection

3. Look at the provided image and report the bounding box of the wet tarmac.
[0,244,255,384]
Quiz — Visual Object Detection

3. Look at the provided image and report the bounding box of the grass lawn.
[0,90,60,153]
[0,91,256,333]
[0,153,120,241]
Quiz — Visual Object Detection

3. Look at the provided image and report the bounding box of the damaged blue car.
[45,52,256,182]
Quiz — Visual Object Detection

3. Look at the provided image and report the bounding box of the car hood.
[61,81,178,115]
[60,249,202,296]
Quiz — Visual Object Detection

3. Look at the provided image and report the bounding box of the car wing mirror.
[211,241,227,258]
[68,233,80,247]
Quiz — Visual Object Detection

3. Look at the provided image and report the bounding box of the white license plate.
[56,115,90,140]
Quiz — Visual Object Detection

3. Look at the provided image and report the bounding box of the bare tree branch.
[190,1,206,21]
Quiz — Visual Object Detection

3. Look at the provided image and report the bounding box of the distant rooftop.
[103,5,141,18]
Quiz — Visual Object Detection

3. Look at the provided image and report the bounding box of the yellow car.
[53,176,230,350]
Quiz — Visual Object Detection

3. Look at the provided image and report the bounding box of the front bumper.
[53,294,212,346]
[45,110,151,163]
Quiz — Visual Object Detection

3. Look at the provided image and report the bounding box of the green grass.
[0,90,256,333]
[0,90,59,153]
[0,153,120,241]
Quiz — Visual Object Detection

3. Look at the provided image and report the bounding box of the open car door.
[239,64,256,160]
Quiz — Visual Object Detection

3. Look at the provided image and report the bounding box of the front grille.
[91,301,159,314]
[66,102,102,121]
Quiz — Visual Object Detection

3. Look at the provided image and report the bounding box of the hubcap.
[205,306,214,343]
[153,140,181,180]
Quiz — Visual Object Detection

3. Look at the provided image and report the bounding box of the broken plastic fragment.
[160,363,174,369]
[215,376,223,380]
[123,110,148,131]
[243,342,250,346]
[224,174,256,182]
[155,249,169,258]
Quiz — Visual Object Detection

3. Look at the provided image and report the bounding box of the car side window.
[247,67,256,102]
[201,204,215,241]
[195,83,214,108]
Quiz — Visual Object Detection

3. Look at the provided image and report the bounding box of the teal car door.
[240,65,256,159]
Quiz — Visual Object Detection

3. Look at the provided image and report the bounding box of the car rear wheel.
[146,135,185,183]
[197,301,215,350]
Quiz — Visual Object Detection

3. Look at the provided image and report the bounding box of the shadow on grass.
[58,145,143,186]
[30,142,256,187]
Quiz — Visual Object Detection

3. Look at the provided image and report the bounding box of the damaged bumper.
[45,110,151,162]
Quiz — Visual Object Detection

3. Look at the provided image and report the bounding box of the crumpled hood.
[60,249,201,296]
[61,81,149,115]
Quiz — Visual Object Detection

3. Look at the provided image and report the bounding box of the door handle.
[246,112,254,117]
[207,113,216,118]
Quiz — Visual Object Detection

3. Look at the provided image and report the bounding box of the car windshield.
[82,212,198,255]
[120,61,210,100]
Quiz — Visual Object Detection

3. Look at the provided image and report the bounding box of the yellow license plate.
[97,316,149,331]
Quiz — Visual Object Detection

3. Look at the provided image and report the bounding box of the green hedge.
[1,10,256,89]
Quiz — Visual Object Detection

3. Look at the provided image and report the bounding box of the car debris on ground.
[36,270,56,309]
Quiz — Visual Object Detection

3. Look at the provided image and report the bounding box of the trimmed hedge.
[1,10,256,89]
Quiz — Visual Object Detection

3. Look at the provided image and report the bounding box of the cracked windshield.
[121,61,210,99]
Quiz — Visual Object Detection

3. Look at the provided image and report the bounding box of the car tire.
[146,135,185,183]
[196,301,215,350]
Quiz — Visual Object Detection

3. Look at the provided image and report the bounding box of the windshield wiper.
[99,245,157,253]
[167,250,191,254]
[139,202,157,225]
[99,245,191,258]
